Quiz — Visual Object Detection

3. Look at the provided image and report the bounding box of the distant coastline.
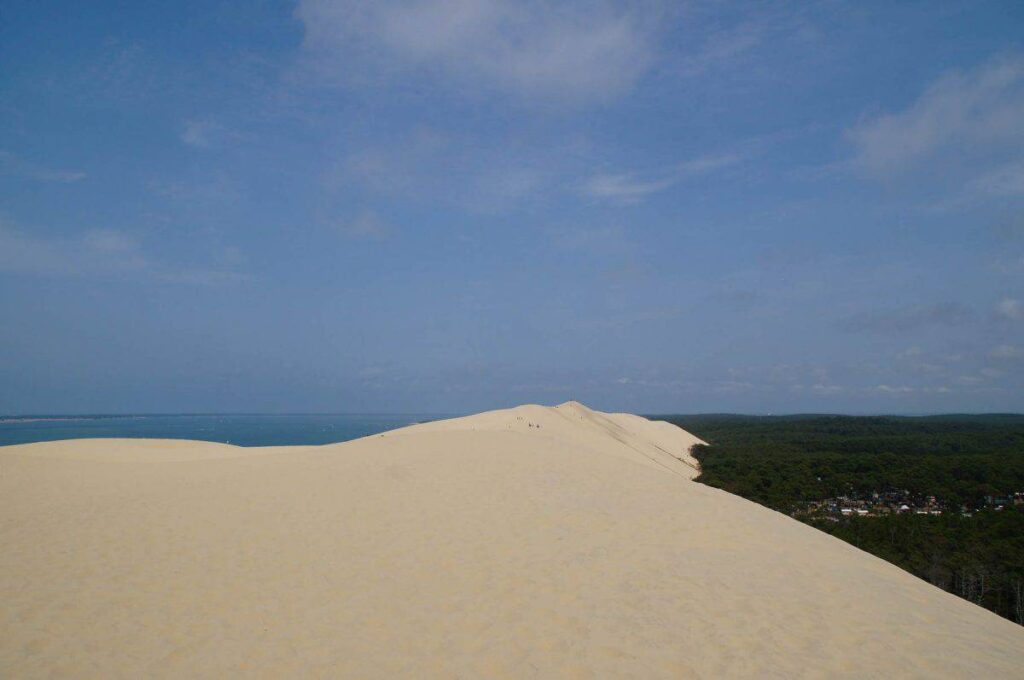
[0,415,152,424]
[0,413,449,448]
[0,413,443,424]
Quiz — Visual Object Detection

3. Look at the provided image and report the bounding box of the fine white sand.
[2,401,1022,678]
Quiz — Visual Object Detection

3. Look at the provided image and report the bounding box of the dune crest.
[380,401,704,478]
[2,404,1022,678]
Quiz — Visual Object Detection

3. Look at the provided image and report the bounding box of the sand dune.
[2,402,1022,678]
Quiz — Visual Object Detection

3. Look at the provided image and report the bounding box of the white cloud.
[296,0,657,102]
[990,344,1024,360]
[676,20,763,77]
[581,152,742,204]
[334,127,560,213]
[0,224,146,276]
[0,222,248,285]
[848,54,1024,177]
[342,128,739,213]
[550,224,633,257]
[876,384,914,394]
[0,150,86,183]
[83,228,138,253]
[841,302,973,333]
[180,120,221,148]
[581,173,675,204]
[996,297,1023,320]
[967,161,1024,198]
[678,152,742,175]
[336,210,392,240]
[340,128,454,198]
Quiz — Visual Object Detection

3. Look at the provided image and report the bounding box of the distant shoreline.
[0,415,152,424]
[0,413,450,448]
[0,412,450,424]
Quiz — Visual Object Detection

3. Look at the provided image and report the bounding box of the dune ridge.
[2,402,1022,678]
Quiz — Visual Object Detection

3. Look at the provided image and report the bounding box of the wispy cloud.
[180,120,223,149]
[676,20,764,77]
[0,151,86,183]
[0,222,249,286]
[966,161,1024,198]
[990,344,1024,360]
[338,127,449,198]
[876,384,914,395]
[334,126,559,213]
[581,152,742,204]
[550,224,634,257]
[996,297,1023,321]
[335,210,392,240]
[296,0,658,103]
[82,228,139,254]
[847,54,1024,178]
[655,2,831,89]
[580,173,676,204]
[840,302,974,333]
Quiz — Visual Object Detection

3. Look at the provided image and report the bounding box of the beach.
[2,401,1022,678]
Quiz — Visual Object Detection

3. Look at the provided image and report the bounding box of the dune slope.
[2,402,1022,678]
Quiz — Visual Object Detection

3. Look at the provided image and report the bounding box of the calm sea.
[0,414,449,448]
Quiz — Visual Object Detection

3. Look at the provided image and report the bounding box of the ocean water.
[0,414,449,448]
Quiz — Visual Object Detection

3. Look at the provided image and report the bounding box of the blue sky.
[1,1,1023,414]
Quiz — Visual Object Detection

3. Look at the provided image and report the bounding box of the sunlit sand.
[2,402,1021,677]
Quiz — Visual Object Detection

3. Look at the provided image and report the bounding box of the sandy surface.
[2,401,1022,678]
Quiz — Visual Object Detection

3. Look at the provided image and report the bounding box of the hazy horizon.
[5,408,1024,419]
[3,1,1023,414]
